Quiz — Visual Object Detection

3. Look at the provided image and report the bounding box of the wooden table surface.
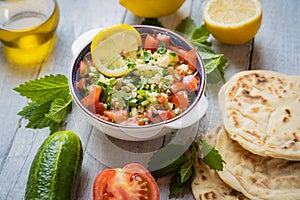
[0,0,299,199]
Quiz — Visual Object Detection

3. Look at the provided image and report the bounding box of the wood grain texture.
[0,0,299,199]
[252,0,300,75]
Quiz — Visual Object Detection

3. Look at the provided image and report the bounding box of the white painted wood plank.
[252,0,300,75]
[3,0,298,200]
[0,59,41,169]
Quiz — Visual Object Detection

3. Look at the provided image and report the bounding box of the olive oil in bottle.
[0,0,59,65]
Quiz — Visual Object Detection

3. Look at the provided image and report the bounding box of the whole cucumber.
[25,130,83,200]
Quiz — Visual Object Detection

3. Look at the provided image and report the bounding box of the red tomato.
[121,115,149,126]
[156,93,168,104]
[182,75,199,92]
[93,163,160,200]
[89,102,106,115]
[146,106,174,123]
[170,82,186,94]
[76,78,86,90]
[146,106,160,124]
[82,85,102,107]
[169,46,198,71]
[157,110,175,121]
[104,110,128,124]
[167,67,182,81]
[175,68,186,78]
[170,90,189,109]
[144,34,160,51]
[79,60,88,75]
[185,49,198,71]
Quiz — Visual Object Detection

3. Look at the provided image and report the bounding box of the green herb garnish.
[143,51,152,63]
[149,140,225,198]
[142,16,228,83]
[157,41,166,54]
[14,74,72,133]
[175,17,227,83]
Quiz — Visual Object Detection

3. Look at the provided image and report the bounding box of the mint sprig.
[14,74,72,133]
[142,17,228,83]
[150,140,225,198]
[175,17,227,83]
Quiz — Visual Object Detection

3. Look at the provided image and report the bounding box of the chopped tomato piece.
[82,85,102,107]
[167,67,181,81]
[182,75,199,92]
[170,90,189,109]
[89,102,106,115]
[144,34,160,51]
[175,68,186,78]
[170,82,185,93]
[93,163,160,200]
[146,106,174,123]
[79,60,88,75]
[104,110,128,124]
[169,46,198,71]
[97,114,112,122]
[76,78,86,90]
[185,49,198,71]
[158,110,175,121]
[121,115,149,126]
[156,93,168,104]
[146,106,161,123]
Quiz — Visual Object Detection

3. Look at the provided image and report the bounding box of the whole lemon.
[119,0,185,18]
[203,0,263,45]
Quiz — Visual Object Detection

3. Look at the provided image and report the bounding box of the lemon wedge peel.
[119,0,185,18]
[91,24,142,77]
[203,0,263,45]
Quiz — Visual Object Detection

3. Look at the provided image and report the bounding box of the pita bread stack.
[219,70,300,160]
[192,70,300,200]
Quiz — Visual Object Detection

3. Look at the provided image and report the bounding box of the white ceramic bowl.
[69,25,208,141]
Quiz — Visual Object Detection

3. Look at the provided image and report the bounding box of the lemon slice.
[203,0,263,44]
[91,24,142,77]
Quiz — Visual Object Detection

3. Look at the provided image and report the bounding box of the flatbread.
[192,126,249,200]
[216,126,300,200]
[219,70,300,160]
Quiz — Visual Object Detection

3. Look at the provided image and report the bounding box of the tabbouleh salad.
[75,33,200,125]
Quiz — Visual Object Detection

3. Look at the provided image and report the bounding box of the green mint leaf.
[45,95,72,123]
[201,139,225,171]
[18,101,40,119]
[169,167,195,198]
[192,42,214,54]
[205,55,227,83]
[204,55,224,74]
[169,172,186,198]
[13,74,69,104]
[217,56,227,78]
[175,16,196,39]
[141,18,163,27]
[180,162,193,183]
[26,101,54,129]
[197,51,221,60]
[190,24,210,43]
